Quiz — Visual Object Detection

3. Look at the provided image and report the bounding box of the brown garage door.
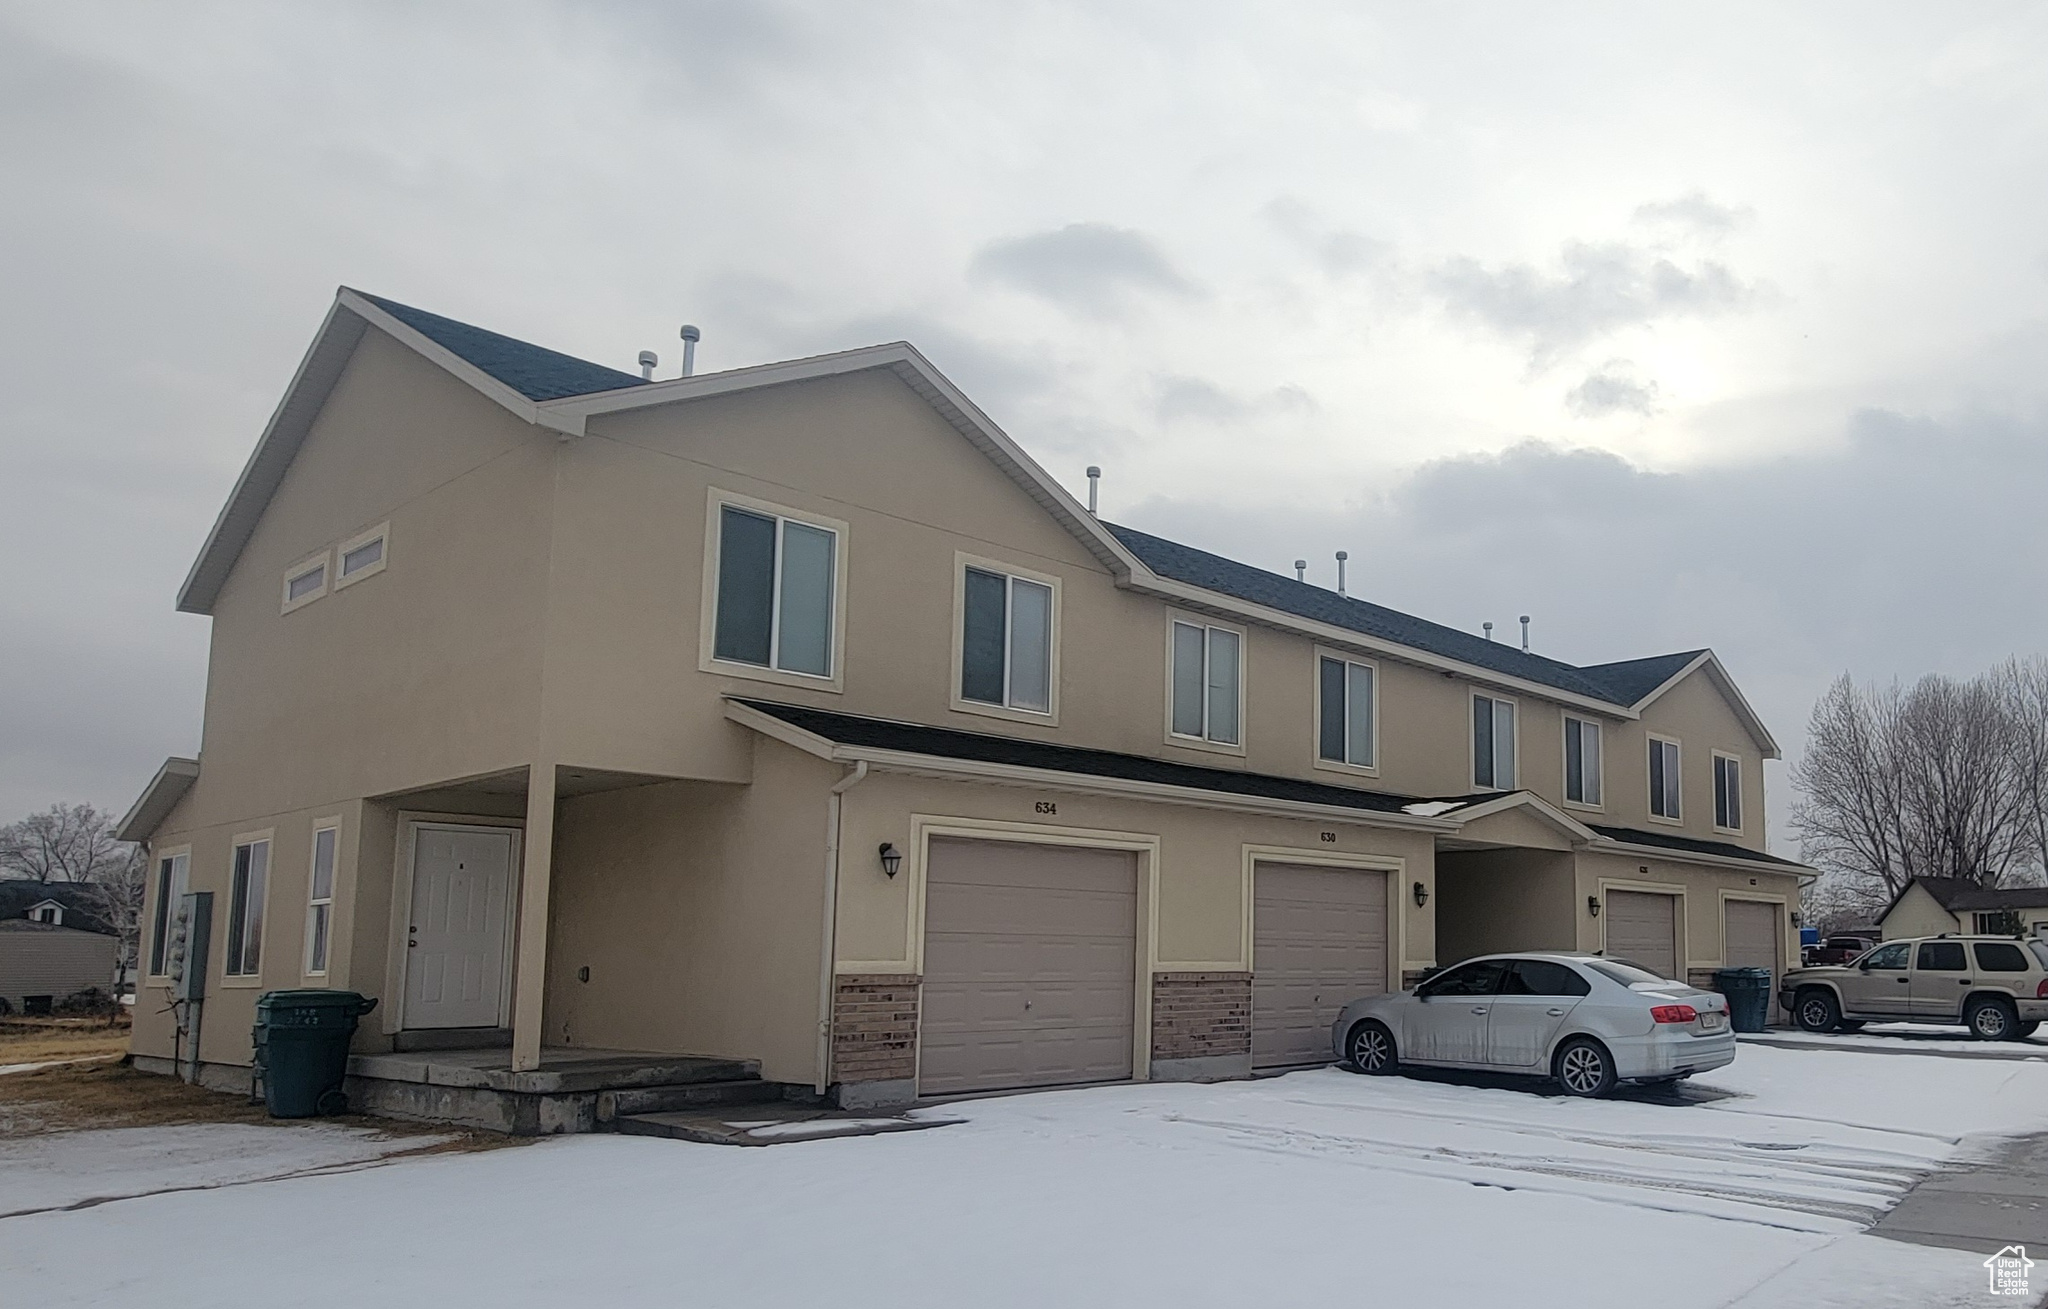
[919,838,1137,1096]
[1724,900,1782,999]
[1605,890,1680,979]
[1252,863,1388,1070]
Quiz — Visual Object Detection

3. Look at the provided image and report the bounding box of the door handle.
[1470,1006,1488,1015]
[1958,979,1971,985]
[1896,977,1910,983]
[1546,1008,1565,1017]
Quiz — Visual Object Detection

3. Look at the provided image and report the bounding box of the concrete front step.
[597,1079,789,1121]
[614,1107,957,1147]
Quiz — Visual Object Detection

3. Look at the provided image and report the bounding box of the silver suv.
[1779,935,2048,1040]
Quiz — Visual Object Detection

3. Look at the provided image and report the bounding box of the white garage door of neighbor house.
[1723,900,1783,994]
[1253,863,1388,1070]
[405,826,516,1030]
[919,838,1138,1097]
[1605,890,1680,981]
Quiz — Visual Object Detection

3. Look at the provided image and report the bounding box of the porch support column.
[510,763,557,1073]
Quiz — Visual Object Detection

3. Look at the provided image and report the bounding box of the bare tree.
[1999,656,2048,885]
[0,802,147,989]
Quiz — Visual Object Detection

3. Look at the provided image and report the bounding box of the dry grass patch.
[0,1018,130,1069]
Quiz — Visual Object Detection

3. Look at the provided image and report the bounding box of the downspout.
[817,761,870,1096]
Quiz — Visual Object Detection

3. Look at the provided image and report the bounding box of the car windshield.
[1588,960,1668,987]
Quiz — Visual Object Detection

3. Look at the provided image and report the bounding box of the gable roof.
[355,294,648,402]
[1880,876,2048,922]
[1576,651,1710,704]
[0,881,113,935]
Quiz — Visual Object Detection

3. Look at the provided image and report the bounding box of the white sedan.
[1330,953,1737,1097]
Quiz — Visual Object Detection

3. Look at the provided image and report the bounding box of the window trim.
[1163,614,1247,755]
[333,522,389,590]
[948,552,1062,726]
[221,830,274,987]
[1311,646,1380,778]
[696,488,849,693]
[303,820,342,978]
[1711,749,1744,834]
[281,551,330,614]
[145,847,191,979]
[1469,690,1520,791]
[1561,713,1605,812]
[1647,734,1684,825]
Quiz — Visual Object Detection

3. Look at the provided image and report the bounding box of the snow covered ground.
[3,1044,2044,1308]
[1746,1024,2048,1058]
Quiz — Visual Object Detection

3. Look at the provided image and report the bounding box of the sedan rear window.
[1588,960,1667,987]
[1975,942,2032,973]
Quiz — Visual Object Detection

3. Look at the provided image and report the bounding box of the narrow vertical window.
[305,827,337,976]
[148,852,188,976]
[1474,695,1517,788]
[225,838,270,977]
[1564,716,1602,806]
[959,566,1054,714]
[1317,655,1376,768]
[1650,739,1682,820]
[1714,754,1742,831]
[1170,620,1241,745]
[712,503,838,677]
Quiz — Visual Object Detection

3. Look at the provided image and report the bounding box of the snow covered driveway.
[4,1044,2045,1308]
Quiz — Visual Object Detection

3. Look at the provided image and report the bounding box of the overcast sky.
[4,3,2046,850]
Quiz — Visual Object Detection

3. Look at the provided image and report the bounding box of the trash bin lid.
[256,989,377,1012]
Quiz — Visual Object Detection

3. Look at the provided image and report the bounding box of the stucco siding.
[0,929,117,1006]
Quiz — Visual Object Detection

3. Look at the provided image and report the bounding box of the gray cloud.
[1633,191,1754,238]
[1431,240,1755,365]
[1262,198,1388,277]
[1154,376,1316,424]
[970,223,1198,317]
[1565,359,1660,417]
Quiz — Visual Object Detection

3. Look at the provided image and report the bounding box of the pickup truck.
[1801,935,1877,967]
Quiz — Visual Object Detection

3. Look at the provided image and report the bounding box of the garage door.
[1252,863,1388,1070]
[1723,900,1782,999]
[1605,890,1680,980]
[919,838,1137,1096]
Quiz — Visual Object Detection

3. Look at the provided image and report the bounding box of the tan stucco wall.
[1879,884,1962,939]
[1574,849,1799,972]
[1611,670,1770,850]
[1435,849,1577,964]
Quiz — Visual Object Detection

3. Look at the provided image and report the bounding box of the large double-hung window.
[1473,694,1517,789]
[711,501,839,680]
[1563,715,1603,807]
[1649,737,1683,821]
[959,564,1055,715]
[1316,653,1376,769]
[1170,620,1242,746]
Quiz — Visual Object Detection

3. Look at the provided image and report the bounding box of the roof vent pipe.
[1520,615,1531,651]
[679,324,701,377]
[1086,466,1101,515]
[637,350,658,381]
[1294,559,1307,582]
[1484,621,1494,642]
[1335,551,1349,597]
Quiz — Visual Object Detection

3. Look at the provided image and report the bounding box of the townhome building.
[120,289,1808,1125]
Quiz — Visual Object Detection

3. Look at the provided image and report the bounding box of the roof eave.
[116,756,200,843]
[1629,651,1782,760]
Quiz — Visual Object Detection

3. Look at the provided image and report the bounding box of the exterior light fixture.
[1587,895,1602,918]
[878,843,903,878]
[1412,881,1429,907]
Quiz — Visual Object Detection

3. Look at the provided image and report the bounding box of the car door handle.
[1471,1006,1488,1015]
[1896,977,1910,983]
[1958,979,1971,985]
[1545,1008,1565,1017]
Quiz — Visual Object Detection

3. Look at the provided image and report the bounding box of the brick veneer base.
[832,974,920,1084]
[1151,971,1252,1062]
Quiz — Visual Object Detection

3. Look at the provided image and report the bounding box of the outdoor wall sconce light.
[1412,881,1429,907]
[1587,895,1602,918]
[878,842,903,878]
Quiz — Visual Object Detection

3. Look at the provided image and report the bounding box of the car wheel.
[1965,996,2019,1041]
[1346,1020,1398,1075]
[1794,988,1842,1034]
[1554,1037,1617,1098]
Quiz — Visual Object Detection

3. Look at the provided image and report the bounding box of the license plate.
[1699,1012,1727,1031]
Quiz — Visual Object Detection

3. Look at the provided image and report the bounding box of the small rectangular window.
[1916,940,1966,971]
[1473,695,1517,788]
[335,524,389,588]
[712,504,837,678]
[1974,942,2030,973]
[1713,754,1742,830]
[225,839,270,977]
[959,566,1054,714]
[1649,738,1682,820]
[305,827,337,976]
[147,852,189,976]
[282,556,328,611]
[1170,620,1240,746]
[1564,716,1602,806]
[1316,655,1376,768]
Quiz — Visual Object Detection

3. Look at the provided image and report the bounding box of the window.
[1563,716,1602,807]
[29,903,59,924]
[1713,753,1742,831]
[1472,694,1516,789]
[305,826,338,976]
[1502,959,1592,997]
[1316,654,1376,769]
[1973,911,2024,936]
[334,523,388,589]
[1915,941,1967,972]
[147,851,189,976]
[1861,941,1910,971]
[1420,958,1509,997]
[1974,942,2031,973]
[1170,620,1241,746]
[1649,737,1682,820]
[711,503,838,679]
[959,565,1054,714]
[1589,959,1668,987]
[282,555,328,612]
[225,838,270,977]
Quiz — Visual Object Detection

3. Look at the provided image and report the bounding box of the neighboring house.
[0,881,113,935]
[1878,878,2048,941]
[0,920,119,1015]
[118,288,1808,1113]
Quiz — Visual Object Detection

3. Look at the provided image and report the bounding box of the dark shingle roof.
[1106,524,1693,708]
[359,294,647,402]
[0,881,114,934]
[736,699,1418,816]
[1900,876,2048,913]
[1587,824,1806,868]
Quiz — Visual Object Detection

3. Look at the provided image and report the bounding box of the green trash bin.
[1713,967,1773,1033]
[252,990,378,1118]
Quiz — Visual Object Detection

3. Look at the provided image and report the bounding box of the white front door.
[405,826,516,1029]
